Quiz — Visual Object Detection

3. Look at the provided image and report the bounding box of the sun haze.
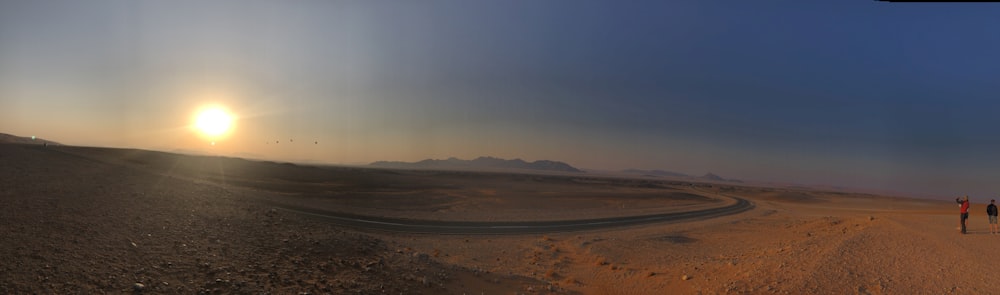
[192,106,234,140]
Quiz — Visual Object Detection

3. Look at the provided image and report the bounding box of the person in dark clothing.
[957,196,970,234]
[988,199,998,234]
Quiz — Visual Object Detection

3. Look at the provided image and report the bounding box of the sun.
[193,107,234,138]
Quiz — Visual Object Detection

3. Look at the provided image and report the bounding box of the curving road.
[269,195,754,235]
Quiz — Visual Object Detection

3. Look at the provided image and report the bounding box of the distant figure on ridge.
[957,196,970,234]
[988,199,998,234]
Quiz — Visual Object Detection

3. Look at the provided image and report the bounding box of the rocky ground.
[0,144,554,294]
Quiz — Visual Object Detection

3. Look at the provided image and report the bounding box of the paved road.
[275,197,754,235]
[270,196,754,235]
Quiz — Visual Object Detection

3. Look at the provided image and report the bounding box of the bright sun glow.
[193,107,234,138]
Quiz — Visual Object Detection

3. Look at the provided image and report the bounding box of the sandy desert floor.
[0,143,991,294]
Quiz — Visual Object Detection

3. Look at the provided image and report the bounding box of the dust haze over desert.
[4,1,1000,294]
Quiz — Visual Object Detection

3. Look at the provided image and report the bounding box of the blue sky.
[2,1,1000,197]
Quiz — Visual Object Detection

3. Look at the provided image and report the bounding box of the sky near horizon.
[2,1,1000,197]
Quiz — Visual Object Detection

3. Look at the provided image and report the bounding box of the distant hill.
[0,133,61,146]
[622,169,742,183]
[700,172,742,183]
[370,156,583,173]
[622,169,689,178]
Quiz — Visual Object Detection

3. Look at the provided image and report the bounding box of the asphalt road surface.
[270,196,754,235]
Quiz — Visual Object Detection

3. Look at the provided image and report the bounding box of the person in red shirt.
[956,195,970,234]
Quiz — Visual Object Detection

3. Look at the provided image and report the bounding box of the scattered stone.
[869,216,876,221]
[682,274,691,281]
[133,282,145,291]
[647,271,656,277]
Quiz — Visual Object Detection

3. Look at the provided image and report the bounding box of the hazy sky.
[2,1,1000,197]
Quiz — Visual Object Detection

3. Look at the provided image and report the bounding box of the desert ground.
[0,143,993,294]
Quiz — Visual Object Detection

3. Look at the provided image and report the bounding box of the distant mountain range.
[370,156,583,173]
[621,169,689,178]
[0,133,61,146]
[622,169,742,183]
